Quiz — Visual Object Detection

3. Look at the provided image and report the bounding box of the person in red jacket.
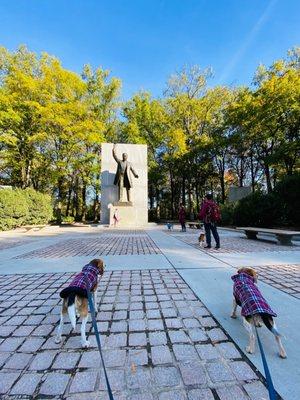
[199,193,220,249]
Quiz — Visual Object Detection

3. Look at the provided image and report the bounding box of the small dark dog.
[231,267,286,358]
[166,222,174,231]
[55,259,105,348]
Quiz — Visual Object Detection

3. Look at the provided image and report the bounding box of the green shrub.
[62,216,75,224]
[0,188,53,231]
[0,189,29,230]
[148,208,159,222]
[86,204,99,222]
[220,203,235,226]
[273,173,300,226]
[233,191,280,227]
[23,188,53,225]
[232,174,300,228]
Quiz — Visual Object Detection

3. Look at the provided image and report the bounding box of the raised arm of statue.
[112,144,120,163]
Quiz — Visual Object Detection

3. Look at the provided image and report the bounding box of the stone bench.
[236,227,300,246]
[22,225,46,232]
[188,222,202,230]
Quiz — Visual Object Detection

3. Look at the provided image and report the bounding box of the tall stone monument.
[228,186,252,203]
[100,143,148,227]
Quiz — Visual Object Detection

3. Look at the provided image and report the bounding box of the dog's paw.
[230,314,237,319]
[54,336,62,344]
[246,346,254,354]
[81,340,90,348]
[279,351,287,359]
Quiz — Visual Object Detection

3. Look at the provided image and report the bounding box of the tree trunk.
[74,177,81,220]
[81,184,87,221]
[66,185,73,217]
[72,191,76,220]
[21,164,26,189]
[250,153,255,192]
[195,182,200,214]
[220,171,225,204]
[182,177,186,205]
[156,187,160,220]
[272,169,278,188]
[25,161,31,188]
[93,194,100,222]
[217,156,226,204]
[57,178,64,224]
[170,173,174,219]
[284,157,295,176]
[239,156,244,187]
[188,180,193,219]
[149,183,154,209]
[264,163,273,193]
[93,173,101,222]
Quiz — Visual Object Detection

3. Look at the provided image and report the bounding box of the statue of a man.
[112,144,139,203]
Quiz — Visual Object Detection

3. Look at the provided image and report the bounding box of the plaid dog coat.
[232,272,277,317]
[60,263,100,299]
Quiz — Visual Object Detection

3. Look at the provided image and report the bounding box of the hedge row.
[220,173,300,228]
[0,188,53,231]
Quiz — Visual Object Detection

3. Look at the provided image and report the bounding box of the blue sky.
[0,0,299,99]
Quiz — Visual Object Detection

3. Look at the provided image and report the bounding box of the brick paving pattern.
[0,269,270,399]
[171,233,300,253]
[165,229,203,235]
[16,234,160,258]
[0,240,29,251]
[101,230,147,235]
[251,264,300,299]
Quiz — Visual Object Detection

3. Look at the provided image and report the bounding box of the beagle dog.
[198,233,205,247]
[55,259,105,348]
[231,267,286,358]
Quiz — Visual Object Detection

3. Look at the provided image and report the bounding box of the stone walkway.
[1,225,299,399]
[16,235,161,258]
[0,239,30,251]
[170,232,300,253]
[252,264,300,299]
[0,269,268,399]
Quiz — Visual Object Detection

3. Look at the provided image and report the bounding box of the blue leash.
[195,249,279,400]
[84,276,115,400]
[254,325,277,400]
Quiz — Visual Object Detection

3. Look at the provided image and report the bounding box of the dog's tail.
[261,314,281,337]
[67,293,76,329]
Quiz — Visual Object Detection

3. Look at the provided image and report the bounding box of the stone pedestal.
[109,204,145,228]
[101,143,148,227]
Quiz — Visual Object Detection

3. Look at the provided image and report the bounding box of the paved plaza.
[170,231,300,253]
[16,234,160,258]
[0,225,299,399]
[168,231,300,299]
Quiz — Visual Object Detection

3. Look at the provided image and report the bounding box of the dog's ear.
[97,259,105,275]
[246,268,257,279]
[90,259,105,275]
[238,267,257,280]
[251,269,258,282]
[253,271,258,282]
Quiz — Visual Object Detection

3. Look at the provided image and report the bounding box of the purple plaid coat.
[232,272,277,317]
[67,263,99,291]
